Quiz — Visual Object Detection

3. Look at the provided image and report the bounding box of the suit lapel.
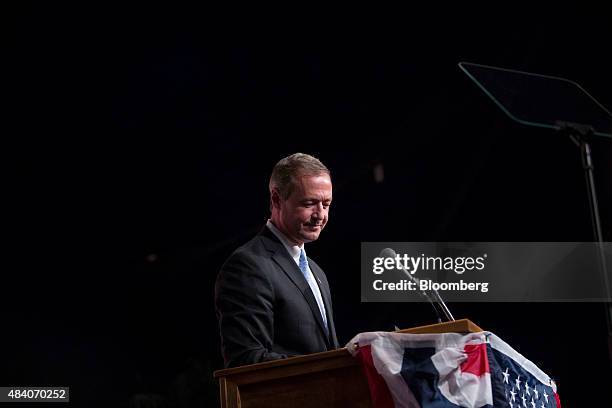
[260,226,331,346]
[308,260,338,347]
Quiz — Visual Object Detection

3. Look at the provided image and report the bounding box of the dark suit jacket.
[215,225,339,368]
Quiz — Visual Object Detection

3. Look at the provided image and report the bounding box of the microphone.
[379,248,429,296]
[379,248,455,322]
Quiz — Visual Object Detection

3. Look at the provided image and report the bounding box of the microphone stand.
[397,265,455,322]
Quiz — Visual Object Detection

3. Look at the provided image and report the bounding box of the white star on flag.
[510,389,517,402]
[503,367,510,384]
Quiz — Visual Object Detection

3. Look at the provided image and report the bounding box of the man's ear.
[270,188,281,210]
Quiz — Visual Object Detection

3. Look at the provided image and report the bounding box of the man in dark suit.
[215,153,339,368]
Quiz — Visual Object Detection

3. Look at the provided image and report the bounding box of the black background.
[5,4,612,407]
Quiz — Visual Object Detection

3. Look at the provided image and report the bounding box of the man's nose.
[312,203,324,219]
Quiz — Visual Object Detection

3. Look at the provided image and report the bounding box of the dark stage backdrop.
[5,4,612,407]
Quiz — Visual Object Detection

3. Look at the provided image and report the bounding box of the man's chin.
[300,231,320,243]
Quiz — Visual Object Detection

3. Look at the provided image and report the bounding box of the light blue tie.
[299,248,309,275]
[299,248,329,336]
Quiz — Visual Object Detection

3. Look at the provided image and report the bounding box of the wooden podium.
[213,319,483,408]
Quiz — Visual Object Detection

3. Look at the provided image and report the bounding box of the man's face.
[273,173,332,245]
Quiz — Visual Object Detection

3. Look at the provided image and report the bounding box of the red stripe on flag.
[355,345,395,408]
[460,343,490,376]
[554,392,562,407]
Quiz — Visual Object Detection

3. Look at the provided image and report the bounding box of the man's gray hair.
[269,153,330,200]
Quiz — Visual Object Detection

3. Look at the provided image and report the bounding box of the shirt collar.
[266,219,304,265]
